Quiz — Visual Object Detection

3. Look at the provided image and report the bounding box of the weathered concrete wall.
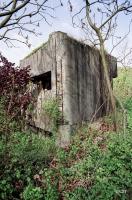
[20,31,117,138]
[20,32,68,95]
[62,36,117,126]
[63,39,101,125]
[20,32,68,131]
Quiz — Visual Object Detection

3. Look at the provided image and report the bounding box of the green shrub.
[43,98,61,132]
[43,169,60,200]
[114,68,132,102]
[65,187,89,200]
[10,132,56,167]
[124,98,132,132]
[87,132,132,200]
[23,184,44,200]
[0,132,56,199]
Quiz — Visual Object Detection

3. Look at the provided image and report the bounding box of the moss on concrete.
[24,41,48,59]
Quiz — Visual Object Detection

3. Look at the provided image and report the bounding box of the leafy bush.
[23,184,44,200]
[114,68,132,103]
[87,132,132,200]
[43,98,61,132]
[124,98,132,131]
[0,53,31,122]
[10,132,56,166]
[0,132,56,200]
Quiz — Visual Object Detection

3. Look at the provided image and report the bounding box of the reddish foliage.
[0,53,31,118]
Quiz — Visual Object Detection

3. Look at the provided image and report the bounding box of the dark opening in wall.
[32,71,51,90]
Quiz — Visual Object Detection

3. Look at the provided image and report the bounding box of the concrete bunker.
[20,31,117,146]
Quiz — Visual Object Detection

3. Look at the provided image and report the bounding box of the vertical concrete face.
[20,31,117,146]
[64,41,100,124]
[20,32,68,132]
[63,37,113,125]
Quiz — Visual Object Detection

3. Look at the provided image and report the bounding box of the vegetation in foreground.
[0,67,132,200]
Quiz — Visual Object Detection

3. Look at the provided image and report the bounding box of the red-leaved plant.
[0,53,31,120]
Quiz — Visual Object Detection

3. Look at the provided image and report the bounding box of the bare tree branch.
[83,0,132,130]
[0,0,63,46]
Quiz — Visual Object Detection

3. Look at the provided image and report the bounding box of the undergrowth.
[0,68,132,199]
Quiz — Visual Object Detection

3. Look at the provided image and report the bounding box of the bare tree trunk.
[85,0,117,130]
[99,39,117,131]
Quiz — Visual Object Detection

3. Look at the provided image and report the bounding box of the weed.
[43,98,61,132]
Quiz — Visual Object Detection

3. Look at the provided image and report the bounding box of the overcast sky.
[1,0,132,66]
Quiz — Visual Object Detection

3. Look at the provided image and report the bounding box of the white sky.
[1,0,132,66]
